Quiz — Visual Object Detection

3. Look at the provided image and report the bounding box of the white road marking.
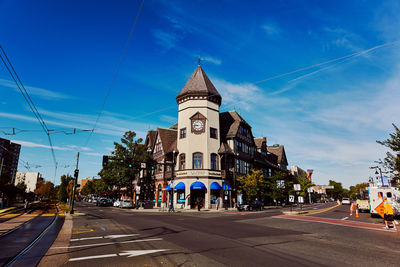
[69,249,169,262]
[69,254,118,262]
[70,233,139,241]
[119,249,168,258]
[52,238,162,249]
[341,217,349,220]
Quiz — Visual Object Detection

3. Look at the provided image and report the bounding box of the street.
[44,202,400,267]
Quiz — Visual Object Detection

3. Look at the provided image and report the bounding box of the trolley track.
[0,202,63,266]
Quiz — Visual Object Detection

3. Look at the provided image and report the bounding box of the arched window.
[210,153,218,170]
[179,154,185,170]
[193,152,203,169]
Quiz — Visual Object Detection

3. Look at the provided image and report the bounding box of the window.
[155,142,162,153]
[210,128,217,139]
[180,128,186,139]
[387,192,392,198]
[211,154,218,170]
[263,168,268,178]
[235,140,242,153]
[235,159,240,173]
[268,169,272,176]
[179,154,185,170]
[244,161,250,174]
[193,153,203,169]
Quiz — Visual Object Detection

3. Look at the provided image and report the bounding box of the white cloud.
[202,56,221,65]
[152,30,181,50]
[0,78,72,100]
[262,24,281,38]
[160,115,177,124]
[84,152,103,157]
[65,145,92,151]
[11,140,72,151]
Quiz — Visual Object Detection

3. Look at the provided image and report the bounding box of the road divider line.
[341,217,348,220]
[273,214,397,233]
[52,238,163,249]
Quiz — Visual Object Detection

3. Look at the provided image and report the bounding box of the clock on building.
[190,112,206,134]
[192,120,204,131]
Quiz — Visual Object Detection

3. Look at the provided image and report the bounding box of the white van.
[368,186,400,217]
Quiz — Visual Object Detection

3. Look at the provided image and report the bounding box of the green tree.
[58,174,73,203]
[377,123,400,182]
[264,171,287,204]
[80,180,95,196]
[348,182,369,199]
[237,169,264,200]
[298,173,315,198]
[326,180,346,200]
[98,131,151,198]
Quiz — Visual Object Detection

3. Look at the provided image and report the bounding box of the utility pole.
[70,152,79,214]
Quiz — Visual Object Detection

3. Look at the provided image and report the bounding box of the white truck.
[368,186,400,217]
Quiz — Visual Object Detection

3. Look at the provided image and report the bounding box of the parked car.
[341,198,351,205]
[96,198,110,207]
[113,200,121,207]
[238,200,264,211]
[119,200,133,208]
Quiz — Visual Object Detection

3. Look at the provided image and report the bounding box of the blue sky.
[1,0,400,187]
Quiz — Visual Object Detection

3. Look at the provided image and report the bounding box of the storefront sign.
[175,170,221,178]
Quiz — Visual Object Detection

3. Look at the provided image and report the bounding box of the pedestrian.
[383,197,397,230]
[197,197,202,211]
[168,200,174,212]
[24,199,29,210]
[216,198,220,210]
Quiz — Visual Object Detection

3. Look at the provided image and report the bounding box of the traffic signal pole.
[70,152,79,215]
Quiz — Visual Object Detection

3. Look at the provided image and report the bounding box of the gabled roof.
[176,65,221,105]
[169,123,178,130]
[254,137,267,149]
[267,145,288,166]
[218,142,234,154]
[220,111,252,139]
[157,128,177,154]
[145,130,157,149]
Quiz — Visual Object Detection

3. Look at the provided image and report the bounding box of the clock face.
[192,120,204,131]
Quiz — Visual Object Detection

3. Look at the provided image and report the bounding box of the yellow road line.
[72,228,94,234]
[305,204,340,215]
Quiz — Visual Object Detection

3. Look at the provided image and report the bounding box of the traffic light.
[102,155,109,167]
[128,163,133,168]
[74,169,79,178]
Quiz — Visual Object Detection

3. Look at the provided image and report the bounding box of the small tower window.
[180,128,186,139]
[211,153,218,170]
[179,154,186,170]
[210,127,217,139]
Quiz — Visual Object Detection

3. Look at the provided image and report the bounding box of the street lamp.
[170,150,176,211]
[370,166,384,187]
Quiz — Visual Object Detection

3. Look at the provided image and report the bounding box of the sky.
[1,0,400,188]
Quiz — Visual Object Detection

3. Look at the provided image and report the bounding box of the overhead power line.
[84,0,145,147]
[0,127,94,136]
[0,44,58,181]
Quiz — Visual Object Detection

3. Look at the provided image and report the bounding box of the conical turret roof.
[176,65,221,106]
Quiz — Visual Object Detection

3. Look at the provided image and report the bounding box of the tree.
[58,174,73,203]
[35,180,57,200]
[377,123,400,183]
[98,131,151,198]
[237,169,265,200]
[297,173,314,198]
[348,182,369,199]
[80,180,95,196]
[264,171,288,205]
[326,180,346,200]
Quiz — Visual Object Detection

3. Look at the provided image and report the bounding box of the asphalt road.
[63,202,400,267]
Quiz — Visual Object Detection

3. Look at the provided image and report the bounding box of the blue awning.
[190,181,206,190]
[223,184,232,190]
[174,182,185,190]
[210,182,222,190]
[163,184,171,191]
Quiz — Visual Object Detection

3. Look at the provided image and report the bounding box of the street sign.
[140,163,146,169]
[293,184,301,191]
[298,196,304,203]
[307,187,313,193]
[289,195,295,203]
[136,186,141,194]
[374,201,385,218]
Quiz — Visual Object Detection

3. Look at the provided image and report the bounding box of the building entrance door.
[190,189,205,209]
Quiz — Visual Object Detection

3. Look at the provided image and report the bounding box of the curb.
[38,213,72,266]
[283,204,340,216]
